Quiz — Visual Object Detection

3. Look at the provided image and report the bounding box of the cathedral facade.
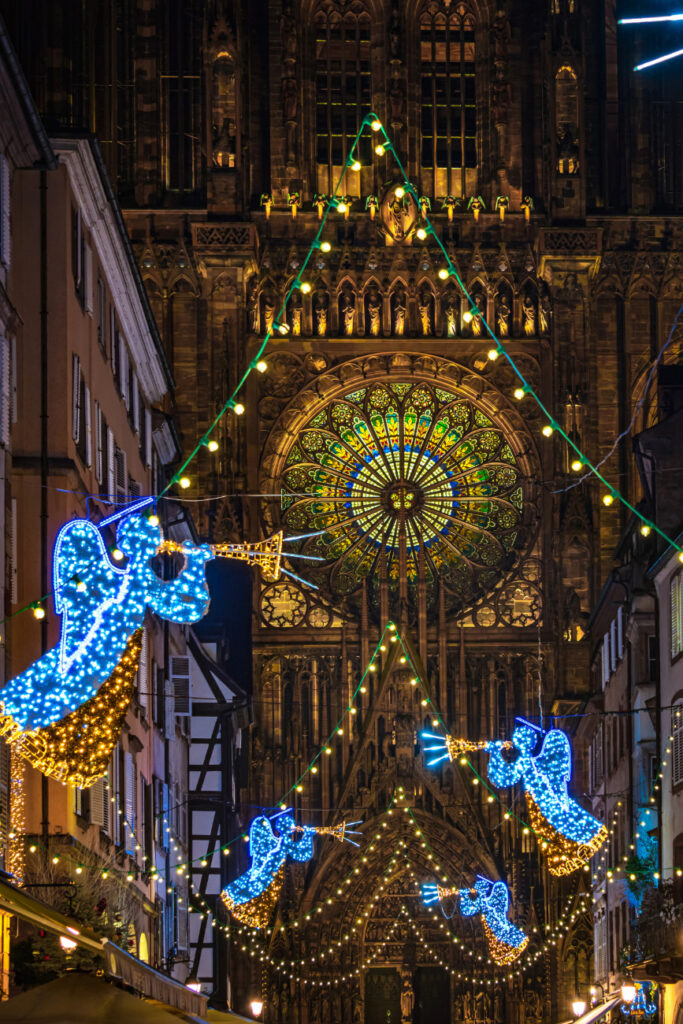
[4,0,683,1020]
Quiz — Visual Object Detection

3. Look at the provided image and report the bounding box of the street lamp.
[590,984,604,1007]
[186,974,201,994]
[250,1000,264,1019]
[572,1000,587,1018]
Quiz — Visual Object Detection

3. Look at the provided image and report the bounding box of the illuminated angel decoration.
[221,810,361,928]
[421,718,607,875]
[422,875,528,965]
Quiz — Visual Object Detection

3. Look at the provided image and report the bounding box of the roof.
[0,13,54,170]
[0,973,204,1024]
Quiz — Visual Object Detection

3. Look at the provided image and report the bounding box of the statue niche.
[522,284,538,337]
[555,65,580,175]
[418,286,435,337]
[495,285,512,338]
[259,287,276,336]
[339,284,356,336]
[390,285,408,336]
[313,285,329,337]
[211,53,237,169]
[469,287,486,337]
[442,288,460,337]
[365,284,383,337]
[287,290,303,336]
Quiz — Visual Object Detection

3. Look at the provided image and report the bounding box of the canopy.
[0,972,205,1024]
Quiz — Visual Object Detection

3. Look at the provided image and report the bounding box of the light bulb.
[371,119,382,131]
[337,201,348,214]
[234,403,245,416]
[602,493,614,506]
[75,577,86,593]
[320,241,331,252]
[256,360,268,373]
[513,387,525,400]
[148,513,160,527]
[350,159,361,171]
[300,282,311,294]
[463,310,473,323]
[179,476,191,490]
[395,187,405,199]
[438,268,449,280]
[375,143,386,156]
[571,459,583,472]
[416,227,427,240]
[640,524,651,536]
[276,322,290,335]
[542,424,554,437]
[207,439,219,452]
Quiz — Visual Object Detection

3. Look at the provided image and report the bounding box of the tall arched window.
[315,2,372,193]
[420,2,476,197]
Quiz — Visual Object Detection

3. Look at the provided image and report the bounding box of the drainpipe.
[39,169,49,844]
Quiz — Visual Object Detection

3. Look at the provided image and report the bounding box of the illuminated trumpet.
[421,732,511,766]
[294,820,363,847]
[159,530,284,583]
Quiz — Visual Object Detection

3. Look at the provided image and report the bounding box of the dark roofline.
[49,130,174,394]
[0,13,55,169]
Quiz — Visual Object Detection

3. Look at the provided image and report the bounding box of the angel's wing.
[535,729,572,786]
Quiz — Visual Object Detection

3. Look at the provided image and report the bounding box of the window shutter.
[145,408,152,467]
[95,403,102,483]
[0,155,10,268]
[132,376,140,433]
[602,635,609,687]
[672,576,682,659]
[164,675,175,737]
[610,620,617,672]
[72,354,81,443]
[115,446,128,500]
[90,777,106,827]
[170,655,191,716]
[10,335,16,423]
[110,309,116,369]
[107,427,115,500]
[617,606,624,660]
[138,629,149,717]
[73,786,83,816]
[113,748,121,846]
[120,344,129,408]
[0,336,10,446]
[84,243,94,314]
[84,384,92,467]
[673,704,683,787]
[9,497,17,605]
[124,751,136,853]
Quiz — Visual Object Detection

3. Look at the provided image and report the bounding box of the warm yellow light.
[337,201,348,214]
[571,459,583,472]
[513,387,525,400]
[179,477,191,490]
[416,227,427,240]
[320,241,331,252]
[410,677,417,686]
[256,360,268,374]
[207,439,219,452]
[602,493,614,506]
[640,524,651,536]
[371,119,382,132]
[678,550,683,564]
[234,403,245,416]
[438,268,449,280]
[276,322,290,335]
[33,604,46,620]
[60,936,77,951]
[351,160,361,171]
[296,785,303,792]
[311,766,318,773]
[325,747,332,755]
[75,578,86,593]
[487,348,500,361]
[148,513,160,527]
[375,143,386,156]
[542,424,554,437]
[463,310,473,323]
[395,187,405,199]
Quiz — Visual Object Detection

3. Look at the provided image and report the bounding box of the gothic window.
[315,2,372,193]
[555,65,580,175]
[162,0,202,197]
[419,2,476,197]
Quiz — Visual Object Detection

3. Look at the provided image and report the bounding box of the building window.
[647,634,659,683]
[672,574,683,659]
[97,278,106,350]
[71,354,91,467]
[161,0,201,196]
[315,3,372,192]
[419,1,476,197]
[673,703,683,787]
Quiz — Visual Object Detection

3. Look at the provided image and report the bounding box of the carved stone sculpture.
[314,289,328,337]
[366,286,382,337]
[340,287,356,336]
[496,292,511,337]
[392,287,407,336]
[522,294,536,336]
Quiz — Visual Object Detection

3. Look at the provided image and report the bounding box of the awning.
[0,972,205,1023]
[558,996,622,1024]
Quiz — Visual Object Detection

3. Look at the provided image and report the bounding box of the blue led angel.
[421,718,607,876]
[221,810,362,928]
[422,875,528,965]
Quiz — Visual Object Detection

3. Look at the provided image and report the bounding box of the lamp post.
[250,1000,264,1019]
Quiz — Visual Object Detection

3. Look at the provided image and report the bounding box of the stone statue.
[261,292,275,335]
[314,289,328,336]
[400,972,414,1023]
[389,77,404,123]
[443,295,458,337]
[557,125,580,174]
[247,277,259,333]
[341,287,355,336]
[522,294,536,336]
[281,2,297,62]
[289,293,302,336]
[282,76,297,121]
[496,292,511,337]
[365,286,382,336]
[492,67,512,167]
[392,287,407,336]
[471,293,485,336]
[418,288,433,336]
[539,288,551,335]
[492,8,511,63]
[212,117,236,168]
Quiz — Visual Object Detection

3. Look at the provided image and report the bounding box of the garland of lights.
[422,877,529,965]
[422,718,607,875]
